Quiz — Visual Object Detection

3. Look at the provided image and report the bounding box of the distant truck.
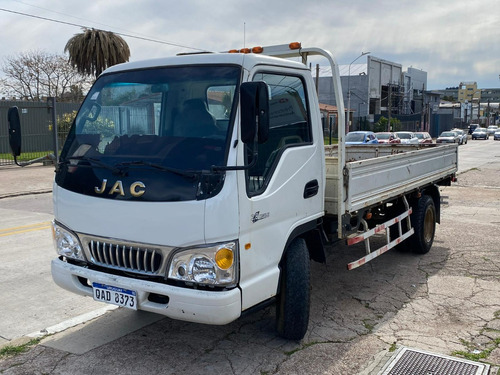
[10,43,457,340]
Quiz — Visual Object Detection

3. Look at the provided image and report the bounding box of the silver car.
[451,129,467,145]
[494,130,500,141]
[436,131,460,144]
[472,128,489,140]
[395,131,419,144]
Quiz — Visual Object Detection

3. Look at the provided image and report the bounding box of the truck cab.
[52,49,325,339]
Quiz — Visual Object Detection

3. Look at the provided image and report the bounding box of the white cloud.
[0,0,498,89]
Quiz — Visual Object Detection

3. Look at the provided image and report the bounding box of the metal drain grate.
[380,347,490,375]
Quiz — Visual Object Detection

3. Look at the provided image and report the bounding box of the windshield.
[396,133,411,139]
[415,134,423,139]
[57,65,241,202]
[346,133,366,142]
[376,133,390,140]
[440,132,455,137]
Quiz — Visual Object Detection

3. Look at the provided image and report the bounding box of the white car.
[487,125,499,136]
[395,131,419,144]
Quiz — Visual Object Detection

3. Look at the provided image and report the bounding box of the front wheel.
[409,195,436,254]
[276,238,310,340]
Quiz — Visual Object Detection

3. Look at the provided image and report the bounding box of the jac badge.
[95,179,146,197]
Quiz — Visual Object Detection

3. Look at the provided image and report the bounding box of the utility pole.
[421,84,425,132]
[487,99,491,126]
[346,52,371,135]
[477,96,481,121]
[315,64,320,96]
[387,83,392,131]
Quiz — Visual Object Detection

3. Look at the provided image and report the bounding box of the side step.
[346,201,414,270]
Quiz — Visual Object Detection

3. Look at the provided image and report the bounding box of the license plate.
[92,282,137,310]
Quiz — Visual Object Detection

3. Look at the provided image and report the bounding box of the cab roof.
[102,52,309,76]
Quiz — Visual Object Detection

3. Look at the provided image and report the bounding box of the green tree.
[374,116,402,132]
[65,28,130,78]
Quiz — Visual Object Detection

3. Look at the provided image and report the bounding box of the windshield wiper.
[60,156,123,175]
[114,160,200,179]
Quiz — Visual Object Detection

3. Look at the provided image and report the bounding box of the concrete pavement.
[0,164,55,199]
[1,147,500,374]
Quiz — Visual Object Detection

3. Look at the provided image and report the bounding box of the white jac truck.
[44,43,457,340]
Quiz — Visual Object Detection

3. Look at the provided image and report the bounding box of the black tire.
[409,195,436,254]
[276,237,310,340]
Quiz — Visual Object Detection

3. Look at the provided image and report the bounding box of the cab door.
[237,66,325,310]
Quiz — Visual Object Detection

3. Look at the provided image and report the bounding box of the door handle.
[303,179,319,199]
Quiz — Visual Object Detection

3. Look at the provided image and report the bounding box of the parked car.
[487,125,499,136]
[345,131,379,145]
[450,129,467,145]
[436,131,460,144]
[414,132,433,144]
[395,131,419,144]
[494,130,500,141]
[472,127,489,140]
[375,132,401,144]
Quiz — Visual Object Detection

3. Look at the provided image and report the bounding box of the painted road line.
[0,221,52,237]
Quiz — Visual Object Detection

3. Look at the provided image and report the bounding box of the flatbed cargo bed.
[325,143,458,217]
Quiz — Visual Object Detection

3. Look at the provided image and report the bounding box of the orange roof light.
[228,49,239,53]
[252,46,264,54]
[289,42,301,50]
[239,48,251,54]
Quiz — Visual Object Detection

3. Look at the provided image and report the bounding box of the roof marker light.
[289,42,301,50]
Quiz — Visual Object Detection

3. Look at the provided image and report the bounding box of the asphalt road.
[0,138,499,374]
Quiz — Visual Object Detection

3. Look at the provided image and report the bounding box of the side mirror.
[240,81,269,144]
[8,106,21,157]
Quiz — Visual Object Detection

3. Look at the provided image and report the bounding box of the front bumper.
[51,258,242,325]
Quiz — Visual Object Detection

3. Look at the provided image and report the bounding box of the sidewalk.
[0,164,55,199]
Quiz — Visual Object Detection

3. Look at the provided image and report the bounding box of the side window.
[207,85,236,133]
[246,72,311,196]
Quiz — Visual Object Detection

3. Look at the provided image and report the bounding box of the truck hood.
[53,185,206,247]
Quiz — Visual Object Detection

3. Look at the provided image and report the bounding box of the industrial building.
[316,56,500,137]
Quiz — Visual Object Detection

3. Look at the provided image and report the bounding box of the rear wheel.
[276,238,310,340]
[409,195,436,254]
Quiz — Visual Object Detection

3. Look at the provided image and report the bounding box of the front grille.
[88,240,163,275]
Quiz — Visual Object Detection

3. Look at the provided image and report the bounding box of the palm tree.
[65,28,130,78]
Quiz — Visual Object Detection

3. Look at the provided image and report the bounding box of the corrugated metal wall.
[0,100,80,166]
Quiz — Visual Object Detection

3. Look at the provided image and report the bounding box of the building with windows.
[458,82,481,103]
[402,67,427,115]
[316,58,500,133]
[317,55,426,132]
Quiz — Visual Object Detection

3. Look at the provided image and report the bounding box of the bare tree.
[0,50,92,101]
[65,28,130,78]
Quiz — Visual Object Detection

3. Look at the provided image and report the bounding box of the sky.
[0,0,499,90]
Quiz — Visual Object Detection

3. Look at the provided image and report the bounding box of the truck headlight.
[51,221,85,261]
[168,242,238,287]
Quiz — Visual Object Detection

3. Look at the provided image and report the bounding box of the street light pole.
[358,101,366,130]
[346,51,370,135]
